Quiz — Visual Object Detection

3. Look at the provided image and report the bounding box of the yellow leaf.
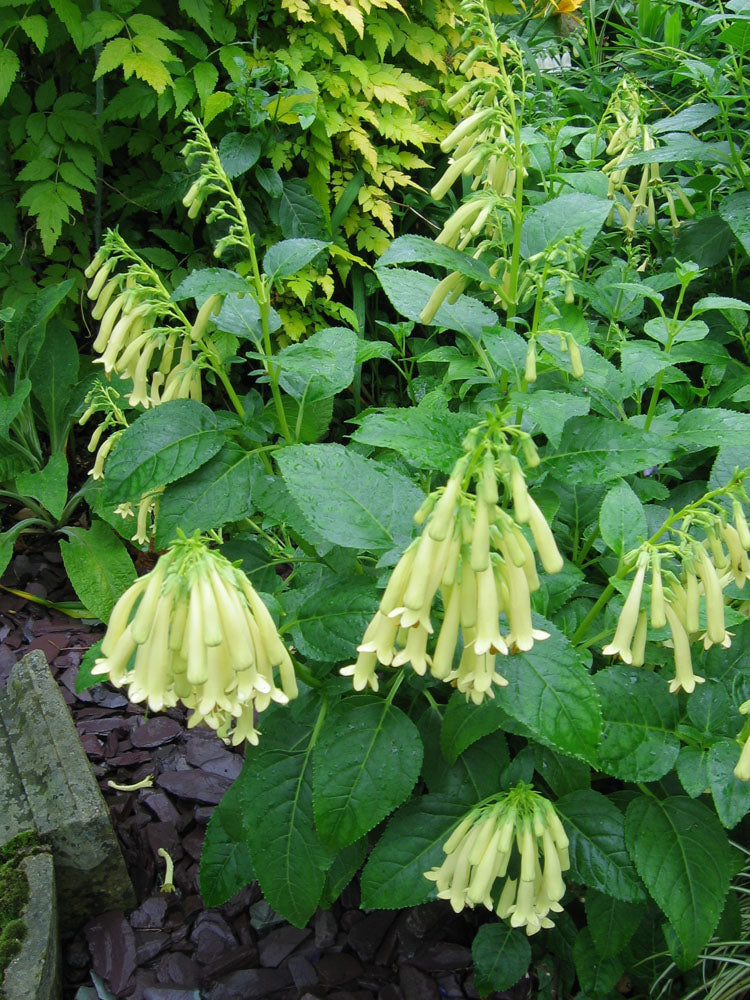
[121,52,172,94]
[347,129,378,170]
[204,90,234,125]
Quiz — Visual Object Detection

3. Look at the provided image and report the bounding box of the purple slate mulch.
[0,545,530,1000]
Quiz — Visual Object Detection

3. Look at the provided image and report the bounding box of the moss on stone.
[0,831,42,1000]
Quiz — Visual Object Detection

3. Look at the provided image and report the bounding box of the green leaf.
[708,739,750,829]
[625,795,733,963]
[101,400,224,505]
[350,398,476,473]
[204,91,234,125]
[510,390,589,449]
[94,36,133,79]
[686,680,736,738]
[288,577,378,662]
[154,445,263,548]
[644,317,709,345]
[719,191,750,256]
[677,407,750,449]
[240,707,335,926]
[275,326,356,402]
[0,531,15,585]
[376,235,492,285]
[59,519,136,622]
[5,279,73,371]
[557,789,645,903]
[28,322,79,450]
[574,927,623,997]
[425,726,510,804]
[0,48,20,105]
[278,178,327,239]
[262,238,330,281]
[533,746,590,798]
[171,268,249,303]
[692,294,750,315]
[15,453,68,520]
[542,417,678,484]
[599,480,647,557]
[215,292,282,341]
[620,134,730,166]
[320,838,368,908]
[483,327,528,381]
[275,443,423,554]
[675,746,710,798]
[359,794,467,909]
[651,103,718,133]
[676,215,734,269]
[494,621,601,763]
[200,779,254,907]
[520,194,611,257]
[19,15,48,51]
[440,691,509,764]
[313,695,423,849]
[620,342,674,393]
[377,267,498,338]
[594,667,680,782]
[585,889,644,958]
[75,640,103,693]
[218,132,261,179]
[472,923,531,996]
[193,60,218,105]
[0,379,32,436]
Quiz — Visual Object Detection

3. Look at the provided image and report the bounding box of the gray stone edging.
[2,852,60,1000]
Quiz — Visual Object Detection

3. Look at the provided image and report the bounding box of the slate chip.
[156,769,232,804]
[85,910,137,996]
[132,717,183,748]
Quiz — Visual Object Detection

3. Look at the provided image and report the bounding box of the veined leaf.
[59,519,135,622]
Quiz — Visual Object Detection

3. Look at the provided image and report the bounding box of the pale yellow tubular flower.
[91,278,121,321]
[88,259,115,299]
[630,609,648,667]
[195,570,223,647]
[439,822,483,913]
[128,590,175,711]
[684,566,700,634]
[470,496,491,572]
[400,530,455,631]
[720,523,750,588]
[694,546,726,646]
[510,526,540,593]
[128,339,161,408]
[540,828,566,904]
[129,560,167,644]
[525,342,537,383]
[190,294,222,342]
[92,292,129,352]
[498,543,548,652]
[602,552,649,664]
[356,611,400,666]
[466,824,503,909]
[496,877,517,919]
[340,649,379,692]
[100,575,150,655]
[526,496,564,574]
[89,432,118,480]
[167,591,189,652]
[664,603,705,694]
[96,313,139,372]
[508,457,530,524]
[379,542,419,615]
[734,736,750,782]
[650,551,666,628]
[705,528,730,574]
[208,570,253,670]
[474,564,507,656]
[185,582,208,685]
[197,642,239,716]
[566,335,584,378]
[91,628,138,687]
[431,585,461,679]
[733,500,750,550]
[229,705,260,747]
[114,329,151,378]
[392,625,432,675]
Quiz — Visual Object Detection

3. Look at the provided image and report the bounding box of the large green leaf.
[200,778,254,907]
[350,399,476,474]
[675,746,710,799]
[101,400,224,504]
[29,321,79,450]
[0,379,31,436]
[594,667,680,782]
[313,695,423,849]
[154,444,263,547]
[472,924,531,996]
[585,889,644,958]
[59,518,135,622]
[275,443,422,554]
[719,191,750,256]
[376,235,492,284]
[599,480,647,556]
[240,707,335,927]
[376,267,497,337]
[214,292,282,341]
[494,620,601,763]
[557,789,645,902]
[520,193,611,257]
[708,739,750,829]
[275,326,356,403]
[510,390,589,448]
[5,279,73,370]
[262,238,329,280]
[218,132,261,178]
[440,691,509,764]
[15,453,68,520]
[677,407,750,449]
[625,795,733,963]
[288,577,378,663]
[359,794,467,909]
[573,927,623,997]
[171,267,249,303]
[542,416,678,483]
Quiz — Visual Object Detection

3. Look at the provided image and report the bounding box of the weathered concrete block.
[0,650,135,929]
[3,852,60,1000]
[0,716,33,847]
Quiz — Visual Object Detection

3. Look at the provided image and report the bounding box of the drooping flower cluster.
[85,232,223,410]
[92,532,297,745]
[425,783,570,936]
[342,424,563,702]
[602,497,750,694]
[601,76,695,235]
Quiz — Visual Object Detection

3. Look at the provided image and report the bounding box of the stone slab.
[0,715,34,847]
[3,852,60,1000]
[0,650,135,929]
